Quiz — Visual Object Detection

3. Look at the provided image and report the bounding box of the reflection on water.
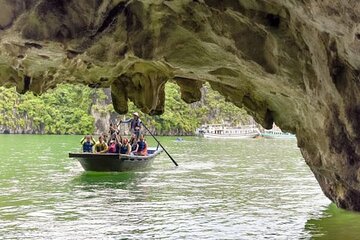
[0,135,357,239]
[306,203,360,239]
[73,171,137,187]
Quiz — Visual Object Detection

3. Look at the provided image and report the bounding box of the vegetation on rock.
[0,82,249,135]
[0,85,95,134]
[0,0,359,210]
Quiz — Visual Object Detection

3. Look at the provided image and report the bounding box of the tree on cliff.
[0,85,95,134]
[0,82,250,135]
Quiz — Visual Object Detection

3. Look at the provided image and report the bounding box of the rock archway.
[0,0,359,210]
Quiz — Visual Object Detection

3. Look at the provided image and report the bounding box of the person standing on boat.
[102,133,109,144]
[120,112,142,139]
[94,136,108,153]
[108,122,117,136]
[108,131,118,145]
[80,135,96,153]
[133,134,148,156]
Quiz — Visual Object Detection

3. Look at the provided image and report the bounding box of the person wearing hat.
[120,112,142,139]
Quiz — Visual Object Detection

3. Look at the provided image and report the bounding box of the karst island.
[0,0,359,239]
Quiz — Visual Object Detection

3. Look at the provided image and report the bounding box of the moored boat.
[69,147,163,172]
[261,129,296,139]
[260,124,296,139]
[199,124,260,139]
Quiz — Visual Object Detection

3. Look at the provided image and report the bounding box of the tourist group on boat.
[80,112,149,156]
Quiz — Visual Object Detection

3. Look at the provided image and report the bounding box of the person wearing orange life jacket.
[133,134,148,156]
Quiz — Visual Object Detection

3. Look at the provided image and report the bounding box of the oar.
[141,123,178,166]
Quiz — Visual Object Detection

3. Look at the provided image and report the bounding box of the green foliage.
[118,82,250,135]
[0,84,95,134]
[0,82,250,135]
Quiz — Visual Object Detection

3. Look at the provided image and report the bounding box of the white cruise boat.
[197,124,260,139]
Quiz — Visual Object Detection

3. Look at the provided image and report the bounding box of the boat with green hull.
[261,129,296,139]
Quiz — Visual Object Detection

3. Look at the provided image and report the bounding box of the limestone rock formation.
[0,0,359,210]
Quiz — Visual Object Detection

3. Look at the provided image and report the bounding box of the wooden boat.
[69,147,163,172]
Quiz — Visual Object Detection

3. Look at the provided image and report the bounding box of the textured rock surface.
[0,0,359,210]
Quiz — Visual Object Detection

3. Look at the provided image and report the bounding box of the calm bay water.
[0,135,360,239]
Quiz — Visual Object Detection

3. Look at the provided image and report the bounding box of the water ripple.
[0,136,335,239]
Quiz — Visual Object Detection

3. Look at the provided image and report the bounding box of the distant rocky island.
[0,83,249,135]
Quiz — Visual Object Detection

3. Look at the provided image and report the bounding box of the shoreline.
[0,133,196,137]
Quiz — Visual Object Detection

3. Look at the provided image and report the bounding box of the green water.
[1,135,360,239]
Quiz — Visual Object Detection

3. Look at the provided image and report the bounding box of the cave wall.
[0,0,359,210]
